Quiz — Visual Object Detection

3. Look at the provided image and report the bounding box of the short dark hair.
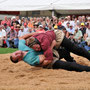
[4,23,7,26]
[10,56,18,63]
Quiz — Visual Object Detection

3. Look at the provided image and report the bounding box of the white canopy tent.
[0,0,90,11]
[0,0,53,11]
[0,0,90,15]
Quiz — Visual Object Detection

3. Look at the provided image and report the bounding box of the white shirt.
[0,29,6,38]
[86,28,90,37]
[18,30,26,37]
[24,27,29,34]
[67,28,75,34]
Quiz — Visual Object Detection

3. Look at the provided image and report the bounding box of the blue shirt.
[18,39,43,66]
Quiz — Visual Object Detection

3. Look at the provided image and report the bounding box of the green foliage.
[0,48,18,54]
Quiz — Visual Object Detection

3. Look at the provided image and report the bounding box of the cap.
[11,16,16,20]
[67,22,70,24]
[11,26,14,30]
[58,22,62,26]
[39,25,43,28]
[81,23,85,26]
[24,23,27,26]
[54,25,58,29]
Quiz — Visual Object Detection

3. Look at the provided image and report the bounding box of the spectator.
[67,24,75,40]
[3,23,11,32]
[80,23,86,40]
[11,16,19,26]
[73,27,83,44]
[23,23,29,34]
[85,23,90,39]
[58,21,65,30]
[18,26,26,37]
[16,16,21,24]
[6,26,18,48]
[0,25,6,47]
[36,25,45,33]
[1,16,11,26]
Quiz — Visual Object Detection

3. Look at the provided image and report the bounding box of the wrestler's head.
[10,50,23,63]
[26,37,41,51]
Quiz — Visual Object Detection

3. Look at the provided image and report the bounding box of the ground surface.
[0,53,90,90]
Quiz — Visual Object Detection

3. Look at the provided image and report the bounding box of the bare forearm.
[40,60,52,66]
[19,32,39,40]
[51,40,57,50]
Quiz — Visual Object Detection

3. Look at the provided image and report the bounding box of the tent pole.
[52,10,55,17]
[26,11,28,17]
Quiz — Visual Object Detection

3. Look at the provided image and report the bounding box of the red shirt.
[1,20,11,27]
[33,30,56,60]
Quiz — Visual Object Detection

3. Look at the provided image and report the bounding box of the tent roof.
[0,0,90,11]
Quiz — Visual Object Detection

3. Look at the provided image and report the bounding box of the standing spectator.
[16,16,21,24]
[0,25,6,47]
[1,16,11,26]
[11,16,19,26]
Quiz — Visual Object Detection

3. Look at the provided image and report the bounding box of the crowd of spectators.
[0,15,90,52]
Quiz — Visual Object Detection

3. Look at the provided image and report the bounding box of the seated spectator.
[28,20,34,28]
[4,23,11,32]
[58,21,65,30]
[18,26,26,37]
[79,37,90,52]
[23,23,29,34]
[85,37,90,51]
[73,27,83,44]
[0,25,6,47]
[6,26,18,48]
[65,22,70,30]
[66,24,75,40]
[62,27,67,36]
[28,27,35,33]
[15,24,20,33]
[36,25,45,33]
[54,25,58,29]
[85,23,90,40]
[80,23,86,40]
[33,23,39,31]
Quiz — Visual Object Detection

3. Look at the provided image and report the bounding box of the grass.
[0,48,18,54]
[0,48,89,54]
